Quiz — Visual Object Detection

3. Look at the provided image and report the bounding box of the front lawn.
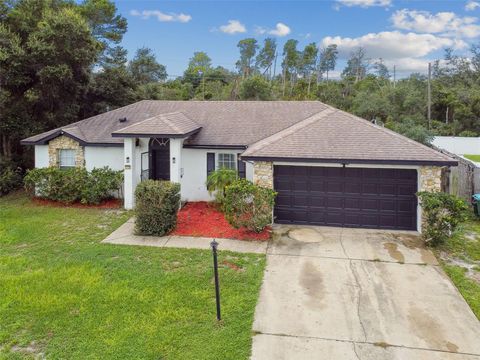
[463,154,480,162]
[0,192,265,359]
[435,219,480,319]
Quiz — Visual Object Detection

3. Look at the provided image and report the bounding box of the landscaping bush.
[206,168,238,206]
[224,179,277,233]
[417,191,469,246]
[24,166,123,204]
[135,180,181,236]
[0,167,23,196]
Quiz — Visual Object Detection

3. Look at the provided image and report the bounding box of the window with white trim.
[217,153,236,170]
[58,149,76,168]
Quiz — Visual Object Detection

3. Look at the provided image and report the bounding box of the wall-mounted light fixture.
[172,157,176,164]
[126,156,130,164]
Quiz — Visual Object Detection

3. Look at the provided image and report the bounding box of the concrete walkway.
[102,217,268,254]
[251,225,480,360]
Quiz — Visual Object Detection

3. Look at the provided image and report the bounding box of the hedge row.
[24,167,123,204]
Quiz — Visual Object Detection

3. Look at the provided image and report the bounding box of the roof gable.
[241,106,456,166]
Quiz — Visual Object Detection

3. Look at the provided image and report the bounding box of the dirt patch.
[383,242,405,263]
[11,341,45,359]
[222,260,243,272]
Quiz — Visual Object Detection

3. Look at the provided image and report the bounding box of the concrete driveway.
[251,225,480,360]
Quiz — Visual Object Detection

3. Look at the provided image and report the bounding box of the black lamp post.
[210,239,221,321]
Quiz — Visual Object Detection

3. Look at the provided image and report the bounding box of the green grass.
[439,220,480,262]
[463,154,480,162]
[0,192,266,359]
[436,219,480,319]
[443,265,480,318]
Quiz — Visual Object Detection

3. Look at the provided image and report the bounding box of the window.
[218,153,236,170]
[58,149,76,168]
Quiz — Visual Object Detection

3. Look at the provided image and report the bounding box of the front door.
[149,138,170,180]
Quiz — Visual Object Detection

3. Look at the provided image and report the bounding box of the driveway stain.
[446,341,459,352]
[288,228,324,243]
[300,261,325,309]
[408,306,447,351]
[383,242,405,263]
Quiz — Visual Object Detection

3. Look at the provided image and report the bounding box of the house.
[21,100,457,232]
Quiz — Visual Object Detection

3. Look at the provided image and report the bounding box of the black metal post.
[211,239,221,321]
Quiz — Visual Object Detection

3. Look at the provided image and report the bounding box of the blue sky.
[116,0,480,78]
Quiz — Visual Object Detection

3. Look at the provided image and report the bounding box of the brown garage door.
[274,166,418,230]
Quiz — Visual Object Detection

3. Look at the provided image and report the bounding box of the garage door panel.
[273,165,417,230]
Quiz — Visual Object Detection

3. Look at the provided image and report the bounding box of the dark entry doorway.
[149,138,170,180]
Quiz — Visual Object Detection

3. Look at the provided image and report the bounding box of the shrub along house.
[21,100,457,232]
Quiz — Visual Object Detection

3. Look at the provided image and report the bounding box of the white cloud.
[321,31,466,60]
[466,1,480,11]
[336,0,391,8]
[391,9,480,38]
[130,9,192,23]
[219,20,246,34]
[254,26,267,35]
[268,22,291,37]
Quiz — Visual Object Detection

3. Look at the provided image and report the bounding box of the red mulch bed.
[32,197,122,209]
[170,202,271,241]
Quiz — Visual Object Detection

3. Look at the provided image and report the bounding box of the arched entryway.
[149,138,170,180]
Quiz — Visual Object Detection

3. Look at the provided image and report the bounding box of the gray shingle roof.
[21,100,328,147]
[241,105,456,165]
[112,112,201,137]
[21,100,456,165]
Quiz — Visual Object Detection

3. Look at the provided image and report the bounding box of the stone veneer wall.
[48,135,85,167]
[418,166,442,192]
[253,161,273,189]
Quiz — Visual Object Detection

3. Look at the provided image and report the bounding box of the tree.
[318,44,338,81]
[183,51,212,87]
[299,43,318,94]
[236,38,258,78]
[239,75,271,100]
[373,58,390,79]
[0,0,127,165]
[128,47,167,85]
[255,38,276,78]
[0,3,102,164]
[282,39,300,95]
[342,47,368,83]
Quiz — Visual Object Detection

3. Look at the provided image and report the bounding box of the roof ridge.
[337,109,453,161]
[160,113,183,133]
[244,107,336,155]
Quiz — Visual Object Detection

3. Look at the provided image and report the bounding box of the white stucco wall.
[181,148,252,201]
[34,145,49,168]
[432,136,480,155]
[84,146,124,171]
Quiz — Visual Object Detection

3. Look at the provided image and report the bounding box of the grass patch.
[438,220,480,261]
[435,218,480,320]
[463,154,480,162]
[0,192,265,359]
[443,265,480,318]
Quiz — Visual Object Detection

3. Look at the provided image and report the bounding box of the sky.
[115,0,480,79]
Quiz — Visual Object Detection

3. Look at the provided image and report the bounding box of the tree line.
[1,0,480,169]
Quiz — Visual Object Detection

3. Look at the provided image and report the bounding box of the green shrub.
[224,179,277,233]
[135,180,181,236]
[24,166,123,204]
[0,167,23,196]
[206,168,238,206]
[417,191,469,246]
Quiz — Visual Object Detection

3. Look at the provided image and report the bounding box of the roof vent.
[119,117,127,123]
